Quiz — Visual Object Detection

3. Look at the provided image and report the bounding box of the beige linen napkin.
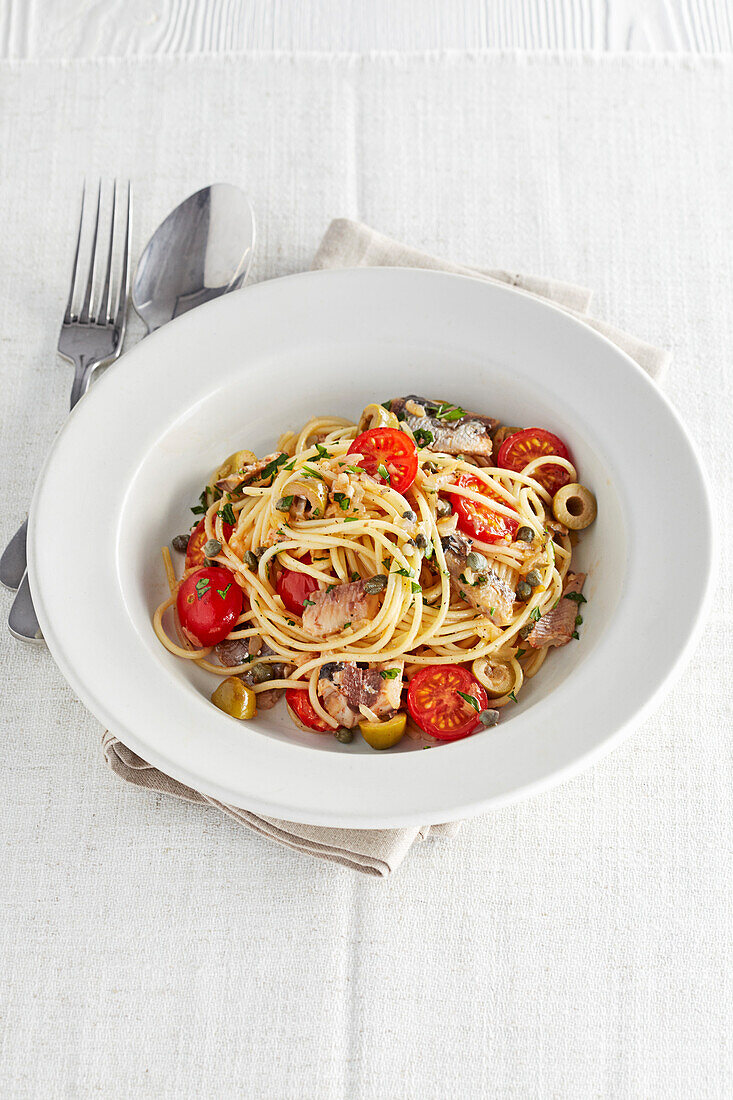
[103,220,669,876]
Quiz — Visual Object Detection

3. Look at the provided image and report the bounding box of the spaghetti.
[153,398,595,746]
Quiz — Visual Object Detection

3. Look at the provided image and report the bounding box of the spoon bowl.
[132,184,255,334]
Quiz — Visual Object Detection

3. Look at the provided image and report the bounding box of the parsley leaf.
[195,577,210,600]
[516,648,526,658]
[260,453,289,483]
[216,583,232,599]
[572,630,580,640]
[326,584,336,594]
[434,402,465,421]
[191,488,209,515]
[529,606,542,622]
[575,614,583,626]
[344,517,359,522]
[457,690,480,712]
[392,566,413,578]
[411,581,421,593]
[380,668,400,680]
[377,463,391,483]
[302,465,324,480]
[565,591,587,604]
[351,571,360,582]
[283,459,296,471]
[343,622,351,629]
[218,502,236,525]
[302,598,316,607]
[412,427,434,447]
[508,691,518,703]
[333,492,350,511]
[345,464,363,475]
[381,401,392,411]
[315,444,332,460]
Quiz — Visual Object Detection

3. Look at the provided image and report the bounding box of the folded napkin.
[103,220,669,876]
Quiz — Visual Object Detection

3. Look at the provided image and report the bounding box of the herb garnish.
[351,571,360,582]
[191,488,209,516]
[260,453,289,484]
[508,691,518,703]
[392,566,413,578]
[411,581,421,593]
[343,622,351,629]
[565,592,587,604]
[333,492,350,511]
[315,444,332,460]
[302,465,324,480]
[195,577,210,600]
[377,463,391,483]
[217,583,232,599]
[380,668,400,680]
[218,502,236,525]
[302,598,316,607]
[529,606,542,622]
[516,648,526,658]
[457,690,480,712]
[326,584,336,594]
[434,402,465,421]
[413,427,434,447]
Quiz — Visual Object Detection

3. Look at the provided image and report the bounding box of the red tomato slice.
[347,427,418,494]
[407,664,489,741]
[497,427,572,496]
[276,552,320,616]
[286,688,332,733]
[185,516,234,571]
[177,566,243,647]
[448,472,519,543]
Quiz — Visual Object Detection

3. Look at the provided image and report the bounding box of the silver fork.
[4,180,132,642]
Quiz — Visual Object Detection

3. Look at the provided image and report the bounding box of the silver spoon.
[6,183,255,641]
[132,183,255,333]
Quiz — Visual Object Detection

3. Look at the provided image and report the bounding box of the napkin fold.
[103,219,669,876]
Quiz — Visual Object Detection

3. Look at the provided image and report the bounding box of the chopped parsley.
[283,459,296,471]
[529,606,542,622]
[508,691,518,703]
[302,464,324,480]
[413,427,434,447]
[380,401,392,411]
[377,463,391,483]
[191,488,209,516]
[333,492,350,511]
[216,583,232,599]
[326,584,336,594]
[302,598,316,607]
[411,581,422,593]
[344,517,359,522]
[575,614,583,626]
[380,668,400,680]
[565,591,587,604]
[345,464,363,475]
[456,690,480,712]
[260,453,289,483]
[392,566,413,578]
[351,571,360,582]
[572,631,580,640]
[459,589,466,599]
[516,648,526,658]
[218,502,236,525]
[194,577,210,600]
[434,402,465,421]
[343,622,351,629]
[315,444,332,460]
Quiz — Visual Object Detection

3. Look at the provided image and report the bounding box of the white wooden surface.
[1,0,732,57]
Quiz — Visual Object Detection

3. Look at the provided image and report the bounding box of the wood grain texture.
[0,0,731,58]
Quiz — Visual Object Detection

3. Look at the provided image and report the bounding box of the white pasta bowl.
[29,268,713,827]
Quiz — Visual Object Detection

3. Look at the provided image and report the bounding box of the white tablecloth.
[0,53,731,1099]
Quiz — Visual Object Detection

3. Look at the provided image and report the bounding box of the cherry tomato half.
[185,516,234,571]
[497,427,572,497]
[348,427,418,495]
[276,552,320,616]
[177,566,243,647]
[286,688,332,733]
[407,664,489,741]
[448,472,519,543]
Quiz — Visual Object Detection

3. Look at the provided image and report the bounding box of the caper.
[334,727,354,744]
[172,534,189,553]
[415,533,428,550]
[402,509,417,522]
[478,709,500,727]
[243,550,259,570]
[256,545,267,559]
[275,496,292,512]
[525,569,542,587]
[203,538,221,558]
[516,581,532,601]
[519,623,534,639]
[516,526,534,543]
[436,498,452,517]
[363,574,388,594]
[466,550,487,572]
[250,663,275,684]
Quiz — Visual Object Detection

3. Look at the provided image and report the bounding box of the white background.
[1,5,732,1100]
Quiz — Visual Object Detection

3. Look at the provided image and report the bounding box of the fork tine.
[99,180,117,323]
[64,182,86,324]
[78,180,102,324]
[112,181,132,331]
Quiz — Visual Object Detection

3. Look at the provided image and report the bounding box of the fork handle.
[0,516,27,591]
[8,571,44,643]
[69,357,98,410]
